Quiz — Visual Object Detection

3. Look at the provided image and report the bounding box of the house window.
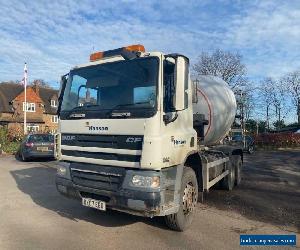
[23,102,36,112]
[51,99,57,107]
[52,115,58,123]
[27,125,39,132]
[50,129,57,134]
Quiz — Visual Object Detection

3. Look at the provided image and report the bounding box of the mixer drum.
[192,75,237,145]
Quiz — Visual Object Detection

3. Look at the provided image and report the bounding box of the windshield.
[61,57,159,119]
[28,134,54,143]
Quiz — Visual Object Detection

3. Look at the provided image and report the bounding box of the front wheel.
[164,167,198,231]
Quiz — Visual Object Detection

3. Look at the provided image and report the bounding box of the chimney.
[33,80,40,96]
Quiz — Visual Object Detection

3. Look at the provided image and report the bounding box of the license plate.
[82,198,106,211]
[37,147,48,151]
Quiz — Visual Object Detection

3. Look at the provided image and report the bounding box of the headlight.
[132,175,160,188]
[56,162,70,178]
[57,166,67,176]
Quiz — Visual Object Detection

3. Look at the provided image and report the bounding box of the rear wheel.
[234,156,242,186]
[248,145,254,154]
[165,167,198,231]
[21,152,27,162]
[221,161,235,190]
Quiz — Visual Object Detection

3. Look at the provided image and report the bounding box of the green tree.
[258,121,267,133]
[273,120,286,130]
[245,119,257,134]
[245,119,269,134]
[286,122,300,127]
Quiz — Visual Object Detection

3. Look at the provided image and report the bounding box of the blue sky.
[0,0,300,90]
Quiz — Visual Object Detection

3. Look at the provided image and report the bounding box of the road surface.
[0,151,299,249]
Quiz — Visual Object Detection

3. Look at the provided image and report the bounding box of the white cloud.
[0,0,299,85]
[0,0,220,83]
[225,0,300,77]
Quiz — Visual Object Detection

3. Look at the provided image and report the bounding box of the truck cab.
[55,45,243,231]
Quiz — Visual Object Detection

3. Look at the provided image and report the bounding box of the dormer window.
[51,99,57,107]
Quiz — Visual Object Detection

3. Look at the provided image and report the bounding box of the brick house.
[0,82,59,133]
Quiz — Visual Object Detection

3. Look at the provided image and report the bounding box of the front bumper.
[56,176,169,217]
[23,150,54,158]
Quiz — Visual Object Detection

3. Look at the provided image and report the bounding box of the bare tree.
[259,77,276,130]
[193,49,247,89]
[258,77,290,130]
[272,79,289,129]
[243,91,255,120]
[281,71,300,124]
[31,79,53,89]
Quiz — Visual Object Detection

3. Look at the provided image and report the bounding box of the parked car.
[18,133,55,161]
[231,135,255,154]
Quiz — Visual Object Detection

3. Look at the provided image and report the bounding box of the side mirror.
[174,56,189,111]
[57,74,68,116]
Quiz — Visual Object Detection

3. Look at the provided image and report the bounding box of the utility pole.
[298,98,300,125]
[23,63,28,135]
[278,106,281,130]
[266,104,269,131]
[237,90,246,148]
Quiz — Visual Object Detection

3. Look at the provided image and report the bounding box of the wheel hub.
[182,182,197,215]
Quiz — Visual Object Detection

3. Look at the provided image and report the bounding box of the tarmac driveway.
[0,151,299,249]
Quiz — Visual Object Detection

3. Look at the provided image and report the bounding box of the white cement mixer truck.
[55,45,243,231]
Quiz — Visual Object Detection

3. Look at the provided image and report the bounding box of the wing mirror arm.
[57,73,68,117]
[163,112,178,125]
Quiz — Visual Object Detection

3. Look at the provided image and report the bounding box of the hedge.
[0,126,23,154]
[254,132,300,148]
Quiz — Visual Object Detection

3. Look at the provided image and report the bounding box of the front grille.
[70,163,125,192]
[61,134,143,166]
[61,134,143,150]
[62,149,141,162]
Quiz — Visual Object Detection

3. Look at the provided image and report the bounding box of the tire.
[248,145,254,154]
[220,161,235,191]
[21,152,27,162]
[15,150,21,161]
[233,156,242,186]
[165,167,198,232]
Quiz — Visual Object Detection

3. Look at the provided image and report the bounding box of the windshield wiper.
[107,101,150,113]
[106,102,152,118]
[70,104,100,111]
[111,101,151,110]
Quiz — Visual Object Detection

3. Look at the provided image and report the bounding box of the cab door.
[161,55,196,168]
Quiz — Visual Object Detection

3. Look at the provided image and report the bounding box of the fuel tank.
[193,75,237,145]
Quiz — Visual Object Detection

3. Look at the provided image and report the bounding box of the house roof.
[39,88,58,114]
[0,82,58,114]
[14,87,43,103]
[0,83,23,113]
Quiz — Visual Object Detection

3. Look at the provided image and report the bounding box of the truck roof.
[71,44,188,70]
[72,51,164,70]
